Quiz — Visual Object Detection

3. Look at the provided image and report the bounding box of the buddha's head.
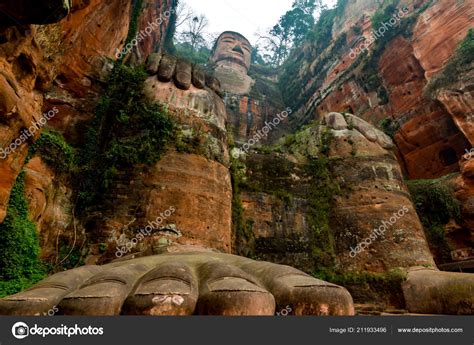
[210,31,252,72]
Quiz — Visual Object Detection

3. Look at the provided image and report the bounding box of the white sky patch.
[182,0,338,46]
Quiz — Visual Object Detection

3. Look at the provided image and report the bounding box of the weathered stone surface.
[412,0,474,79]
[23,157,75,262]
[403,267,474,315]
[324,112,347,131]
[0,74,19,114]
[454,160,474,234]
[174,59,192,90]
[157,54,177,82]
[284,0,473,180]
[131,0,175,63]
[0,266,101,316]
[146,53,162,74]
[236,113,435,274]
[50,0,132,97]
[80,70,230,263]
[142,152,232,253]
[0,0,177,223]
[210,31,252,72]
[144,74,227,131]
[192,65,206,89]
[0,30,48,222]
[122,262,198,315]
[436,70,474,146]
[0,253,355,316]
[205,74,222,95]
[209,32,252,94]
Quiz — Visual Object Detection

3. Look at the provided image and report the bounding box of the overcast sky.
[182,0,338,46]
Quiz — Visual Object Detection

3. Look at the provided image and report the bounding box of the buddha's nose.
[232,45,244,55]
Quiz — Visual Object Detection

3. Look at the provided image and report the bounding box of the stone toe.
[195,262,275,315]
[0,266,101,316]
[58,263,150,316]
[271,274,355,316]
[236,259,354,316]
[403,268,474,315]
[122,262,198,315]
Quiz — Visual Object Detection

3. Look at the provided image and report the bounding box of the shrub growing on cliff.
[77,64,174,211]
[407,177,461,263]
[122,0,144,59]
[379,118,400,138]
[307,155,339,269]
[0,172,45,297]
[371,1,400,33]
[425,29,474,97]
[28,129,75,174]
[230,154,257,258]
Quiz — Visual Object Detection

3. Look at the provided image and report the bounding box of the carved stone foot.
[0,253,354,316]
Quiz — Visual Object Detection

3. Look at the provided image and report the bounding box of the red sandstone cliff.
[0,0,175,225]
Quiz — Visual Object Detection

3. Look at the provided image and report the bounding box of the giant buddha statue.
[210,31,253,95]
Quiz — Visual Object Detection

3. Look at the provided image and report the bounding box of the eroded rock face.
[83,62,232,263]
[0,252,355,316]
[454,160,474,237]
[141,153,232,253]
[131,0,176,63]
[0,0,176,221]
[0,27,56,223]
[234,112,435,273]
[44,0,175,143]
[435,65,474,148]
[412,0,474,79]
[23,157,76,262]
[284,0,473,180]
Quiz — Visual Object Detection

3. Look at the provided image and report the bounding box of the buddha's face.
[211,33,252,71]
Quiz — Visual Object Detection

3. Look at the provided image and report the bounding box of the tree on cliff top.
[259,0,324,66]
[179,14,209,52]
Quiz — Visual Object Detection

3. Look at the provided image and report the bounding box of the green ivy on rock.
[0,172,45,298]
[77,64,174,212]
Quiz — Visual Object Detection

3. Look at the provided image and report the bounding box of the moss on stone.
[426,29,474,97]
[406,176,461,263]
[230,155,255,257]
[307,156,339,269]
[379,118,400,138]
[123,0,144,54]
[28,129,75,174]
[314,268,407,307]
[77,64,174,212]
[0,172,45,298]
[279,1,348,110]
